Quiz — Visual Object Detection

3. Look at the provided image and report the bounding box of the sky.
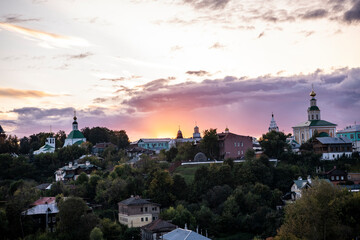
[0,0,360,141]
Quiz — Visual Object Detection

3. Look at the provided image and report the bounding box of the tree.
[147,169,174,207]
[19,137,31,154]
[276,180,353,240]
[199,129,219,160]
[57,197,98,240]
[90,227,104,240]
[259,131,290,159]
[99,218,123,240]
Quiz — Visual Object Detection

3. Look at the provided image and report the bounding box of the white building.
[34,137,56,155]
[63,112,86,147]
[268,113,279,132]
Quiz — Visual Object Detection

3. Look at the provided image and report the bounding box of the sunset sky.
[1,0,360,141]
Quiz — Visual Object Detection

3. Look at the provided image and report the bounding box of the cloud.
[2,14,40,23]
[257,31,265,38]
[186,70,211,77]
[100,75,142,82]
[344,0,360,22]
[171,45,183,51]
[183,0,231,10]
[0,88,57,98]
[121,68,360,114]
[209,42,225,49]
[67,52,93,59]
[302,9,328,19]
[0,22,90,49]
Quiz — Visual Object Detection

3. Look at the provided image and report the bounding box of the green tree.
[199,129,219,160]
[90,227,104,240]
[276,180,351,240]
[99,218,123,240]
[57,197,98,240]
[259,131,290,159]
[147,169,174,207]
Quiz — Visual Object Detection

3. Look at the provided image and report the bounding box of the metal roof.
[293,120,337,128]
[119,196,160,206]
[163,228,211,240]
[316,137,352,144]
[337,125,360,133]
[22,203,59,216]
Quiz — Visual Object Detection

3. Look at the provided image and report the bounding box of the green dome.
[67,130,85,139]
[308,106,320,111]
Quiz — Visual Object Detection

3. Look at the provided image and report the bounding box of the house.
[34,137,56,155]
[141,219,177,240]
[347,173,360,184]
[126,146,155,164]
[92,142,117,155]
[118,196,160,228]
[218,128,253,160]
[320,166,347,185]
[162,228,211,240]
[286,136,300,153]
[337,124,360,152]
[22,197,58,233]
[55,161,101,182]
[312,137,352,160]
[133,138,171,153]
[291,176,312,200]
[292,87,337,144]
[36,183,52,191]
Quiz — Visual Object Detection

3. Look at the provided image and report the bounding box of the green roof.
[318,132,329,137]
[308,106,320,111]
[73,140,85,146]
[67,130,85,139]
[293,120,337,128]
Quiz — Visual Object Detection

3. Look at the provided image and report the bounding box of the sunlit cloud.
[0,88,58,98]
[0,22,90,49]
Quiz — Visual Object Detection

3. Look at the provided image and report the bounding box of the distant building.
[347,173,360,184]
[92,142,117,155]
[55,161,101,182]
[34,136,56,155]
[163,228,211,240]
[0,125,6,144]
[292,87,337,144]
[141,219,177,240]
[286,136,300,153]
[291,176,312,200]
[312,137,352,160]
[22,197,58,233]
[133,138,171,153]
[126,146,155,164]
[320,166,347,185]
[118,196,160,228]
[63,111,87,147]
[170,125,202,147]
[268,113,279,132]
[337,124,360,152]
[218,127,253,160]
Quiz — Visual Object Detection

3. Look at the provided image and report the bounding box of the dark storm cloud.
[301,9,328,19]
[121,68,360,113]
[344,0,360,22]
[184,0,231,10]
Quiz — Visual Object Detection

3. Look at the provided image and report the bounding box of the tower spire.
[269,113,279,132]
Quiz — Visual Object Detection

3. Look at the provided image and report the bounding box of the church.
[63,112,87,147]
[292,87,337,144]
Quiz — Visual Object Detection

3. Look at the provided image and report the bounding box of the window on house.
[52,217,56,223]
[241,150,243,154]
[241,142,243,147]
[336,176,339,180]
[341,176,344,180]
[141,218,144,222]
[302,134,304,140]
[145,217,148,221]
[351,134,354,139]
[145,207,148,212]
[238,151,240,155]
[331,176,334,180]
[153,217,155,221]
[234,142,236,147]
[140,207,143,212]
[316,115,319,120]
[312,115,314,120]
[358,134,360,139]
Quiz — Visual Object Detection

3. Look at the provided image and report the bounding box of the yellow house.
[118,196,160,228]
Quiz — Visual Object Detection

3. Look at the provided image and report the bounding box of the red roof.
[32,197,56,206]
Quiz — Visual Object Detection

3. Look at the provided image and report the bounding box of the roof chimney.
[184,223,188,230]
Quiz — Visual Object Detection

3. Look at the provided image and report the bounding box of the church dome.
[176,129,183,139]
[310,89,316,97]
